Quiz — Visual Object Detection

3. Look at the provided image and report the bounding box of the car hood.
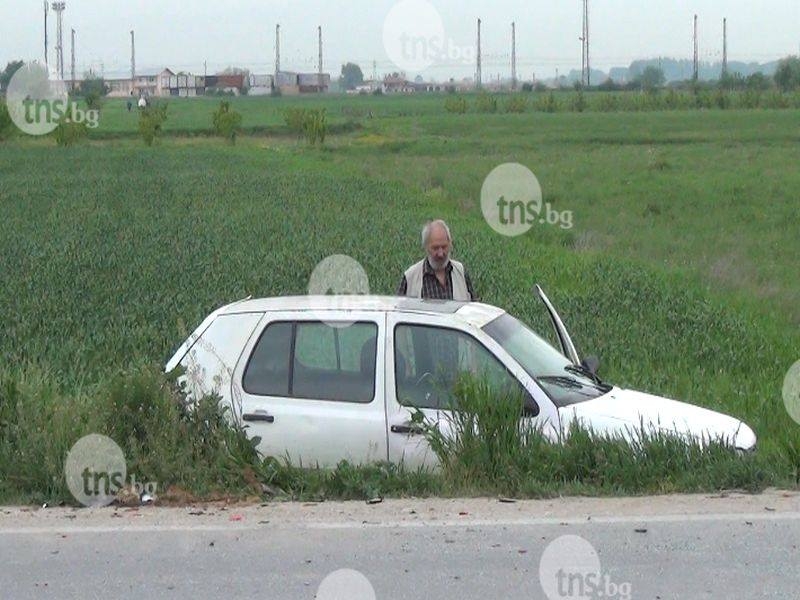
[558,387,757,450]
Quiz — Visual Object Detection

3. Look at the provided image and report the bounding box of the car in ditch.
[165,286,757,468]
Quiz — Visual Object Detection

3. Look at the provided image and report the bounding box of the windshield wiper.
[538,375,584,389]
[564,364,611,391]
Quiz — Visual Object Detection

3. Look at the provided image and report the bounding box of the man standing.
[397,219,477,301]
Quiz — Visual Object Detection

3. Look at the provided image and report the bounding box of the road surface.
[1,490,798,599]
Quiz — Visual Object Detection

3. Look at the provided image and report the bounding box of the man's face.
[426,226,451,270]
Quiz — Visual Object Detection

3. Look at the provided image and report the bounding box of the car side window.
[243,321,378,403]
[293,322,377,402]
[394,323,532,410]
[242,322,292,396]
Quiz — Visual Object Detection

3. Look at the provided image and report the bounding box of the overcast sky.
[1,0,798,80]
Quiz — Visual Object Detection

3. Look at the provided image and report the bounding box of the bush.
[84,90,103,112]
[596,93,620,112]
[762,91,790,109]
[0,101,12,140]
[283,107,307,134]
[212,100,243,144]
[444,96,468,114]
[521,82,533,92]
[504,94,528,113]
[284,107,327,145]
[138,102,168,146]
[714,88,730,110]
[0,365,265,505]
[53,118,88,147]
[571,90,586,112]
[740,89,762,109]
[474,93,498,113]
[303,108,327,145]
[534,91,560,113]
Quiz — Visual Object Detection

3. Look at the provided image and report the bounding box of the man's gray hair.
[421,219,452,248]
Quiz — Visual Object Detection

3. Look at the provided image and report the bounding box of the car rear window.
[243,321,378,403]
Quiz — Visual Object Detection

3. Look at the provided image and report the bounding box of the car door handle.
[242,411,275,423]
[390,424,424,435]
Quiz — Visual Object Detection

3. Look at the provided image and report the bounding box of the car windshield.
[483,313,609,407]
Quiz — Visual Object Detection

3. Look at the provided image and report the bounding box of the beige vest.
[404,259,470,301]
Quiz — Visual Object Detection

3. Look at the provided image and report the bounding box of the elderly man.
[397,219,477,301]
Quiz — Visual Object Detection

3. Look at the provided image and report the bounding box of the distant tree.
[521,82,533,92]
[774,56,800,92]
[597,77,621,92]
[0,60,24,92]
[79,72,109,110]
[340,62,364,91]
[636,66,666,92]
[718,71,745,91]
[745,72,772,91]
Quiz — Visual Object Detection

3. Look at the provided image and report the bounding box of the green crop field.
[1,93,799,503]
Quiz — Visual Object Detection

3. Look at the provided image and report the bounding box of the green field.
[1,94,799,502]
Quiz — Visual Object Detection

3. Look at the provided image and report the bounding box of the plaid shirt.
[397,259,478,301]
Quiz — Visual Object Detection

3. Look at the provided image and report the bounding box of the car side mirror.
[581,355,600,376]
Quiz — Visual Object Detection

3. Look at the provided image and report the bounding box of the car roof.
[222,295,505,329]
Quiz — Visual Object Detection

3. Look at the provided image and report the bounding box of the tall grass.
[0,365,264,504]
[416,375,780,497]
[1,367,782,505]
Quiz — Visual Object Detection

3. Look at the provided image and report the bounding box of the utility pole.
[318,26,323,75]
[130,30,136,89]
[52,2,66,79]
[44,1,49,67]
[580,0,590,87]
[585,0,590,86]
[693,14,699,82]
[511,22,517,90]
[70,28,75,91]
[476,18,482,89]
[722,18,728,76]
[275,24,281,78]
[372,60,377,86]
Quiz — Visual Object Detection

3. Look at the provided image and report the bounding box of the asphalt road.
[1,492,798,599]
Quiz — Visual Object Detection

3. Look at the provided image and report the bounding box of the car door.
[235,310,387,467]
[385,311,546,469]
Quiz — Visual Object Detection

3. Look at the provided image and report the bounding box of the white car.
[165,286,757,468]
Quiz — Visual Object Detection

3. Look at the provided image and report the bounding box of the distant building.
[274,70,329,95]
[298,73,330,93]
[204,74,244,95]
[106,72,160,98]
[382,73,413,94]
[249,74,274,96]
[164,70,205,97]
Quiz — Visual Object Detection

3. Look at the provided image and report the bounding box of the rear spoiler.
[164,296,252,373]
